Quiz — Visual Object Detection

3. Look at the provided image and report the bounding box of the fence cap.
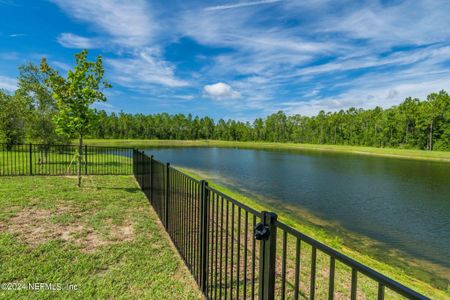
[261,211,278,220]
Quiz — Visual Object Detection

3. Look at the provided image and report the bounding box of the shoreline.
[83,139,450,163]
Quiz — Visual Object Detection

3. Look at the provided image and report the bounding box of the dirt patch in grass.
[0,206,135,252]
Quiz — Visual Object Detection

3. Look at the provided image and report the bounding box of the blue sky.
[1,0,450,120]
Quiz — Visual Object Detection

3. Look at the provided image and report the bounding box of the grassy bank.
[179,167,449,299]
[83,139,450,162]
[0,176,201,299]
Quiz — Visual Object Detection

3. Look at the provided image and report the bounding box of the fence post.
[141,151,145,187]
[85,145,88,175]
[164,162,170,228]
[132,149,136,178]
[29,143,32,176]
[258,211,278,300]
[199,180,209,293]
[150,155,153,202]
[139,151,143,190]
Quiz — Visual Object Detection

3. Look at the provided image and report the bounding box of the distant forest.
[1,63,450,150]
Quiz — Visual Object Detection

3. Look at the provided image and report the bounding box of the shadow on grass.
[94,186,141,193]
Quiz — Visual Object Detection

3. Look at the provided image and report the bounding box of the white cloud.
[283,76,450,116]
[282,44,450,80]
[50,0,154,47]
[57,33,97,49]
[203,82,240,100]
[205,0,282,11]
[177,0,450,115]
[50,0,192,91]
[0,75,17,92]
[319,1,450,47]
[47,0,450,114]
[107,48,188,88]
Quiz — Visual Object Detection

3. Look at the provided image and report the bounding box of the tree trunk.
[405,123,408,144]
[78,136,83,187]
[334,124,337,144]
[429,121,433,151]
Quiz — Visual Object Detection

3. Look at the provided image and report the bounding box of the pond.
[143,147,450,284]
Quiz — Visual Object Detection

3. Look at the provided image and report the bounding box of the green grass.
[0,175,201,299]
[178,167,450,300]
[83,139,450,162]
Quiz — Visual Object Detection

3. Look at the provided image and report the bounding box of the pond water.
[143,147,450,282]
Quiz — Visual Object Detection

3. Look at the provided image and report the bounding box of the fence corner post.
[199,180,209,293]
[164,162,170,228]
[258,211,278,300]
[29,143,32,176]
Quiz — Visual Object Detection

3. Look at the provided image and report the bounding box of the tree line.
[1,62,449,151]
[93,91,450,151]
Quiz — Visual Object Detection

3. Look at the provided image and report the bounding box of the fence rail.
[133,149,429,300]
[0,143,133,176]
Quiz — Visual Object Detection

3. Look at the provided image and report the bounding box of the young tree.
[41,49,111,187]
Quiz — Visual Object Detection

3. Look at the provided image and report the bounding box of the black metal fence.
[0,143,133,176]
[133,149,429,300]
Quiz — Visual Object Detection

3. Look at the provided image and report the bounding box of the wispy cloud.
[57,33,97,49]
[8,33,26,37]
[283,76,450,116]
[204,0,282,11]
[0,75,17,92]
[43,0,450,116]
[107,48,188,88]
[175,0,450,115]
[51,61,72,72]
[92,101,118,113]
[174,95,194,100]
[50,0,154,47]
[318,1,450,47]
[50,0,189,90]
[0,52,19,60]
[0,0,15,5]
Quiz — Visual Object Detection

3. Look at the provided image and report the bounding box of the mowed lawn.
[0,175,202,299]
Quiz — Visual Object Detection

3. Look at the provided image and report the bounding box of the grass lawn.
[83,139,450,163]
[0,175,201,299]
